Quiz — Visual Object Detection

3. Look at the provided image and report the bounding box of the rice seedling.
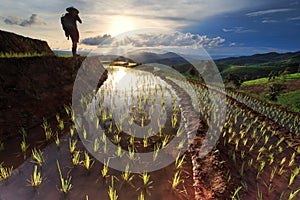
[0,163,13,181]
[153,143,160,161]
[19,127,27,138]
[288,152,296,167]
[27,165,43,188]
[41,118,52,141]
[256,185,263,200]
[162,135,170,148]
[171,170,183,190]
[121,164,134,187]
[171,114,178,128]
[239,161,245,177]
[113,134,121,144]
[83,128,87,140]
[175,154,186,170]
[278,146,283,153]
[56,160,73,194]
[69,127,75,138]
[288,188,300,200]
[280,191,286,200]
[231,186,242,200]
[94,138,100,152]
[129,136,134,146]
[256,161,265,180]
[278,165,286,175]
[101,160,110,180]
[177,138,186,150]
[31,148,44,166]
[138,192,145,200]
[20,138,29,159]
[108,176,118,200]
[55,132,60,148]
[280,157,286,166]
[270,166,277,183]
[128,146,135,161]
[137,171,153,195]
[72,151,81,166]
[116,144,124,158]
[56,114,65,131]
[102,110,107,122]
[69,139,77,154]
[81,151,94,172]
[276,137,285,147]
[288,167,300,188]
[143,137,148,148]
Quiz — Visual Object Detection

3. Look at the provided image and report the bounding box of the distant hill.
[214,51,300,80]
[215,51,300,66]
[127,52,189,66]
[0,30,54,56]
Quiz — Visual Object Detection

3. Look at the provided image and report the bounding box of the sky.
[0,0,300,58]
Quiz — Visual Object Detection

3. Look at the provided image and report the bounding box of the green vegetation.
[243,73,300,86]
[221,65,287,80]
[0,52,48,58]
[277,90,300,112]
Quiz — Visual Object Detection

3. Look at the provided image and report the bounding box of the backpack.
[61,14,70,39]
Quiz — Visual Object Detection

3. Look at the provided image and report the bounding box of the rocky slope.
[0,30,107,142]
[0,30,54,55]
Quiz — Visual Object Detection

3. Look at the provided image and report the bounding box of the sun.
[108,15,138,36]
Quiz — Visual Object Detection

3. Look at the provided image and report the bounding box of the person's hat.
[66,7,79,14]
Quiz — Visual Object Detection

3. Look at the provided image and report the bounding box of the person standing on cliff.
[61,7,82,57]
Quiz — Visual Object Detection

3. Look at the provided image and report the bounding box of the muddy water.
[0,66,196,200]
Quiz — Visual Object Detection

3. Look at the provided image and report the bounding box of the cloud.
[81,34,113,45]
[222,27,256,33]
[81,31,225,48]
[87,0,262,29]
[288,16,300,21]
[262,19,279,23]
[4,14,45,27]
[229,42,236,47]
[246,8,293,17]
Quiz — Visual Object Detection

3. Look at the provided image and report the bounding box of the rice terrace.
[0,27,300,200]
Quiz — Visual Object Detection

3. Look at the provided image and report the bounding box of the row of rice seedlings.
[54,70,194,199]
[225,88,299,135]
[193,82,300,199]
[229,108,298,197]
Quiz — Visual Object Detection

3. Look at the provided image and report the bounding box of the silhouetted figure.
[61,7,82,57]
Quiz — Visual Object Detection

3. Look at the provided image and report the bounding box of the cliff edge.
[0,30,54,56]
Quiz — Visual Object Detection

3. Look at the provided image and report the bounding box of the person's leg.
[70,28,79,57]
[72,42,77,57]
